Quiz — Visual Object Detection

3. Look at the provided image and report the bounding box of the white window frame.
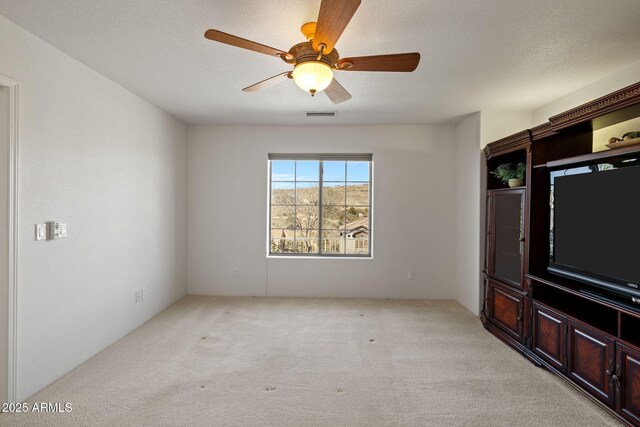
[267,154,373,258]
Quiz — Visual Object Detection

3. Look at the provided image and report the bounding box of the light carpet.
[3,296,620,426]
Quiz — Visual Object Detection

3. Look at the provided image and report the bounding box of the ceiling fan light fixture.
[292,61,333,96]
[204,0,420,103]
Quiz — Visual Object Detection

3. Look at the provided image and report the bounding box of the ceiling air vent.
[306,112,335,117]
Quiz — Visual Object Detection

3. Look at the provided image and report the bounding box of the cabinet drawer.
[568,321,615,408]
[533,303,567,373]
[489,280,525,342]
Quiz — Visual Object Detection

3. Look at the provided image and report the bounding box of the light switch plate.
[35,223,47,241]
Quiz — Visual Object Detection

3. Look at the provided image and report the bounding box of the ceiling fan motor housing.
[285,42,339,67]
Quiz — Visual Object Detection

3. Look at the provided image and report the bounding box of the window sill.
[267,255,373,260]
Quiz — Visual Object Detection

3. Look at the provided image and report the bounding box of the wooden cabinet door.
[617,344,640,424]
[567,321,615,407]
[533,303,566,373]
[489,280,524,342]
[487,189,525,289]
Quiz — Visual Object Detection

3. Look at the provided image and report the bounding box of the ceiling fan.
[204,0,420,104]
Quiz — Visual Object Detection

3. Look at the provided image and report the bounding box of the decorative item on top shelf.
[606,131,640,149]
[491,162,526,188]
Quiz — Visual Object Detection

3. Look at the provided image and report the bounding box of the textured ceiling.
[1,0,640,125]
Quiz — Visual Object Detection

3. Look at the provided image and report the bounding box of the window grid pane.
[269,158,371,257]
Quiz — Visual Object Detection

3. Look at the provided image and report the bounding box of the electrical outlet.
[141,287,147,300]
[135,290,141,303]
[233,268,240,278]
[408,271,415,280]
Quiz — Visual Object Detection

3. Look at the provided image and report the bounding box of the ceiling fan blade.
[204,29,289,59]
[338,53,421,72]
[325,79,352,104]
[242,72,291,93]
[312,0,361,54]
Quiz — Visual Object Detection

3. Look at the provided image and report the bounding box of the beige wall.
[452,112,533,316]
[188,125,457,300]
[532,59,640,126]
[453,113,482,315]
[0,15,188,400]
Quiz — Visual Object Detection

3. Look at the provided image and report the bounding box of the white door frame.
[0,74,18,403]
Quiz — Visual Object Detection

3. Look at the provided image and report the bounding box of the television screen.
[549,161,640,298]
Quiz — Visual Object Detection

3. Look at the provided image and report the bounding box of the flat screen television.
[548,158,640,301]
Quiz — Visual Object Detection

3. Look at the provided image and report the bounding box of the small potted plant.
[491,162,526,188]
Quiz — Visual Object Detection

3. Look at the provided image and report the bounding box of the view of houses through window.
[269,155,372,256]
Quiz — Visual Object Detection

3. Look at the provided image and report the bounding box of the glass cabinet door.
[489,189,525,288]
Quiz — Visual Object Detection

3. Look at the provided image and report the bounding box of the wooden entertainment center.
[482,81,640,426]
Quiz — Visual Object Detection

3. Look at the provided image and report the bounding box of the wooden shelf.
[620,314,640,350]
[545,144,640,169]
[529,276,618,336]
[527,273,640,318]
[490,186,526,191]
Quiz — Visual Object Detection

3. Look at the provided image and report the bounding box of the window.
[269,154,372,257]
